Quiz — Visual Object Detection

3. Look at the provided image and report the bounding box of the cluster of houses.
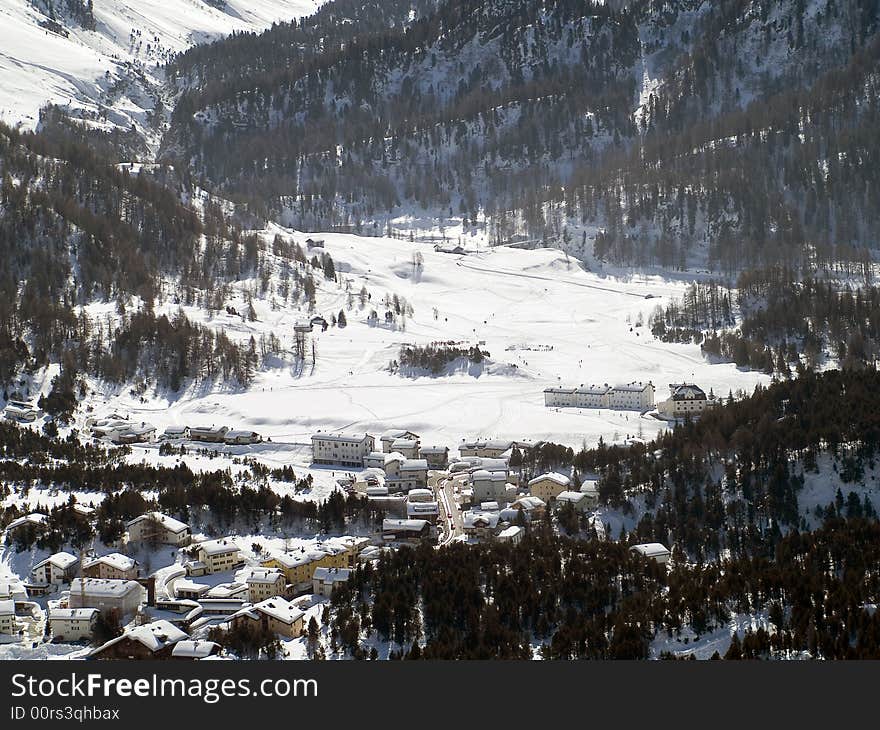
[86,415,263,446]
[544,381,716,418]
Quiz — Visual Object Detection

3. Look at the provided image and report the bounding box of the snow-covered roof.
[407,488,433,500]
[407,502,439,516]
[196,538,239,556]
[418,445,448,455]
[528,472,570,487]
[472,469,507,482]
[311,432,372,443]
[175,579,210,595]
[543,387,576,394]
[391,438,419,448]
[126,511,189,534]
[313,567,351,583]
[630,543,670,558]
[399,458,429,472]
[382,518,428,532]
[172,640,220,659]
[482,439,514,450]
[246,569,284,585]
[163,425,188,434]
[511,496,546,510]
[49,608,98,621]
[612,381,653,393]
[205,582,248,599]
[225,430,261,439]
[556,490,590,504]
[70,578,142,598]
[190,425,228,434]
[83,553,137,573]
[233,597,303,626]
[497,525,524,540]
[380,429,416,441]
[5,513,47,531]
[92,620,187,655]
[34,552,78,571]
[462,511,500,529]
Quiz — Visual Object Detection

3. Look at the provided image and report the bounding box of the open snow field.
[78,226,770,460]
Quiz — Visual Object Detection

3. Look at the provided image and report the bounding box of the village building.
[312,567,352,597]
[4,513,47,535]
[630,543,672,564]
[462,510,501,540]
[81,553,139,581]
[543,387,577,407]
[406,488,440,521]
[231,597,304,639]
[189,425,229,443]
[379,429,420,452]
[471,469,509,504]
[126,512,191,547]
[171,640,221,660]
[174,579,211,601]
[387,458,429,492]
[29,552,79,589]
[419,445,450,469]
[658,383,715,419]
[192,538,242,575]
[69,578,144,618]
[527,472,572,503]
[3,400,40,423]
[160,425,190,441]
[311,432,376,467]
[109,423,157,445]
[459,439,514,458]
[246,569,288,603]
[555,490,596,513]
[608,381,655,410]
[90,620,188,660]
[390,438,420,458]
[496,525,525,545]
[224,430,263,445]
[382,518,431,542]
[509,495,547,518]
[206,582,249,601]
[0,600,16,635]
[47,608,98,642]
[363,451,405,472]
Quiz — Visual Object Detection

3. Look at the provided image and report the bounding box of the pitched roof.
[232,597,303,626]
[92,620,187,655]
[126,511,189,534]
[196,538,239,556]
[528,472,570,487]
[83,553,137,572]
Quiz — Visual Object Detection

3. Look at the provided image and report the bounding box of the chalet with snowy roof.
[109,423,157,444]
[388,458,429,491]
[311,431,375,467]
[555,490,596,513]
[224,429,263,445]
[3,399,40,422]
[29,552,79,590]
[126,512,191,547]
[90,620,188,660]
[3,512,47,535]
[379,429,420,452]
[509,495,547,517]
[528,472,571,503]
[630,543,671,564]
[160,425,190,441]
[419,445,449,469]
[382,518,431,542]
[312,566,352,597]
[81,553,139,581]
[459,439,514,459]
[496,525,524,545]
[193,538,242,574]
[69,578,144,618]
[188,425,229,443]
[48,608,98,642]
[231,597,304,639]
[462,510,501,539]
[658,383,715,419]
[206,582,249,601]
[406,489,440,521]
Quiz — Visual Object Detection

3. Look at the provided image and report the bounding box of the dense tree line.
[392,343,488,375]
[328,518,880,659]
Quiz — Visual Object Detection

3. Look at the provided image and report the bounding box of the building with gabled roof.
[231,597,304,639]
[311,432,375,467]
[48,608,98,642]
[29,552,79,589]
[527,472,571,503]
[89,620,188,660]
[81,553,138,580]
[126,512,191,547]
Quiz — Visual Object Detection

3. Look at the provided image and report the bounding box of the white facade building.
[658,383,714,419]
[48,608,98,642]
[311,432,376,467]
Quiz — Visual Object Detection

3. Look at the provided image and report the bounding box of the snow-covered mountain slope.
[0,0,321,131]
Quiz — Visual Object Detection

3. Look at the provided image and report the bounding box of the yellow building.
[527,472,571,503]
